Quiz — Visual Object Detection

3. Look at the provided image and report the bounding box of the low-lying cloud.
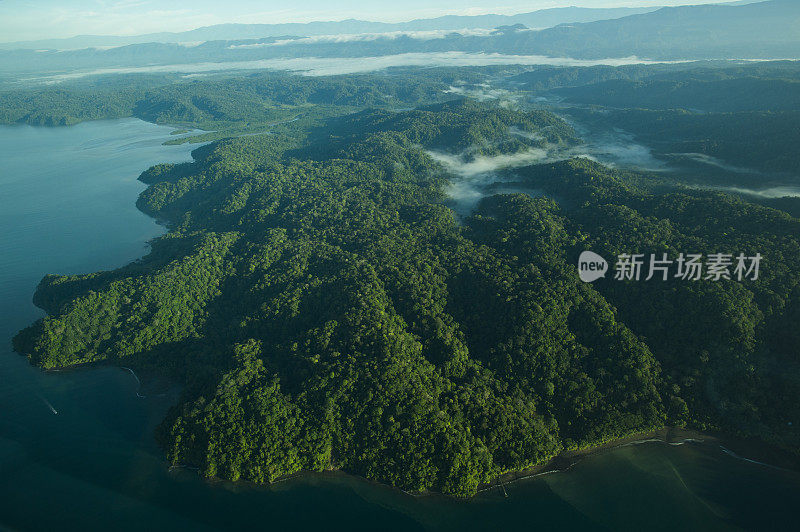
[713,185,800,199]
[444,83,521,106]
[229,29,496,49]
[21,52,691,84]
[577,135,665,171]
[427,148,549,177]
[666,152,754,174]
[427,122,670,215]
[509,126,543,141]
[428,147,551,215]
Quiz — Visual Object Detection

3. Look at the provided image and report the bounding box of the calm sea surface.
[1,119,798,531]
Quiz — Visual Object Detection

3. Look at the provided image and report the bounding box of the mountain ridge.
[0,6,660,51]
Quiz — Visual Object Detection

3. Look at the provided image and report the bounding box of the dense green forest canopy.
[564,107,800,176]
[555,76,800,112]
[529,62,800,179]
[4,61,800,130]
[12,79,800,496]
[0,69,474,128]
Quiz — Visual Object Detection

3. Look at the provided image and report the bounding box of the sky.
[0,0,737,43]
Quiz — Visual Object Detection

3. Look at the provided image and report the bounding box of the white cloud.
[665,152,753,174]
[23,51,691,84]
[428,148,550,177]
[0,1,738,43]
[229,28,497,49]
[711,186,800,198]
[428,147,551,214]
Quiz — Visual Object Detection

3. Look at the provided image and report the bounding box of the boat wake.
[121,367,146,398]
[38,395,58,415]
[719,446,791,472]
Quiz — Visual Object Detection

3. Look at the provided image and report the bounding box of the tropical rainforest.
[9,61,800,497]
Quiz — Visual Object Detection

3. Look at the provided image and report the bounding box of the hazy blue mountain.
[0,7,658,51]
[1,1,797,79]
[511,0,800,59]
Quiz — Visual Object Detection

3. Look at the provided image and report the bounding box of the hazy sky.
[0,0,736,43]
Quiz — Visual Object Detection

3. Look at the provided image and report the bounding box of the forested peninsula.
[10,75,800,496]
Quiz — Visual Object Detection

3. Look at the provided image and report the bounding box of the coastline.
[477,425,800,497]
[36,352,800,499]
[165,422,800,501]
[7,118,799,505]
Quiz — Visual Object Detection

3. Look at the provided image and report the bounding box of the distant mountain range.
[1,1,796,78]
[512,0,800,59]
[0,7,661,51]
